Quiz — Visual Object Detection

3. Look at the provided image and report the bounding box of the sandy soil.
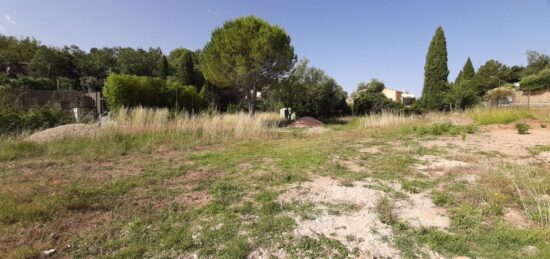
[281,177,399,258]
[423,126,550,157]
[395,192,450,230]
[415,155,471,178]
[280,176,451,258]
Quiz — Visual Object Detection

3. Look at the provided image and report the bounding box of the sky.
[1,0,549,96]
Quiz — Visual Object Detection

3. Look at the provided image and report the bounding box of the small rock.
[42,249,56,257]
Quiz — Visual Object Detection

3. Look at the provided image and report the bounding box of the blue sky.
[1,0,549,96]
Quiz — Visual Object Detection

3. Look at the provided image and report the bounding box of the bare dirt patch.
[174,190,211,207]
[504,208,532,229]
[415,155,470,178]
[537,152,550,163]
[282,177,399,258]
[281,177,451,258]
[423,126,550,158]
[331,155,368,173]
[358,146,381,154]
[394,192,450,230]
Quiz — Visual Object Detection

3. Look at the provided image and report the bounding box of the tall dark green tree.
[158,55,169,79]
[420,27,449,110]
[168,48,195,85]
[178,51,194,85]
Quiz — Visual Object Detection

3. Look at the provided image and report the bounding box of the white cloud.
[0,25,4,32]
[5,14,16,24]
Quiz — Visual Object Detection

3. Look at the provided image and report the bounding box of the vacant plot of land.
[1,108,549,258]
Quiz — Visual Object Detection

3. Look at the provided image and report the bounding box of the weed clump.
[376,195,396,225]
[412,122,478,136]
[516,123,530,134]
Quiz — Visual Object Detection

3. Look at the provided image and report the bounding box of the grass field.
[1,107,549,258]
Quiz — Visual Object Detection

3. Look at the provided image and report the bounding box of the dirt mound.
[288,116,324,128]
[26,123,100,143]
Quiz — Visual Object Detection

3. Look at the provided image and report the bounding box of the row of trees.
[419,27,550,111]
[1,16,350,117]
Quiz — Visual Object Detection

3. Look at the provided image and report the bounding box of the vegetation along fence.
[5,88,102,115]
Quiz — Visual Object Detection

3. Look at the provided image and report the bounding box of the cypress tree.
[178,51,194,85]
[158,55,169,79]
[461,58,475,80]
[420,27,449,110]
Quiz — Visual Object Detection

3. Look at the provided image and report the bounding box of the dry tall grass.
[104,107,284,141]
[358,111,445,130]
[507,168,550,229]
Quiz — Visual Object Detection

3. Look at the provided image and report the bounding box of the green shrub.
[0,105,73,135]
[451,205,482,230]
[103,74,206,111]
[520,68,550,91]
[516,123,530,134]
[412,122,478,136]
[432,191,454,206]
[352,81,402,115]
[8,76,56,90]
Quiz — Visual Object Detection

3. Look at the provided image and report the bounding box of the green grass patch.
[467,107,534,125]
[432,191,455,206]
[411,122,478,136]
[529,145,550,155]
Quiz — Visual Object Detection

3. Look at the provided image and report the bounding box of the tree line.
[418,27,550,111]
[0,16,349,117]
[3,20,549,117]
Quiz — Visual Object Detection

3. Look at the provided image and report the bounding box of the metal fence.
[486,89,550,107]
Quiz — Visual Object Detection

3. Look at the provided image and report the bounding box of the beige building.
[382,88,416,106]
[348,87,416,106]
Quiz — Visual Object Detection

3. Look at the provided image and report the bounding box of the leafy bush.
[486,86,515,106]
[0,105,73,135]
[520,68,550,91]
[516,123,530,134]
[103,74,206,111]
[2,76,56,90]
[353,80,401,115]
[0,83,84,135]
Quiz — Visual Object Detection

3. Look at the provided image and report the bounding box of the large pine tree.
[420,27,449,110]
